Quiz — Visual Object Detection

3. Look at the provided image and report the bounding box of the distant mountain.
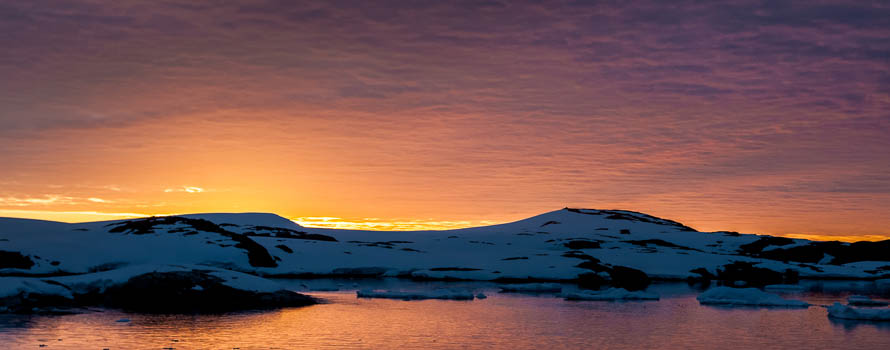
[1,208,888,313]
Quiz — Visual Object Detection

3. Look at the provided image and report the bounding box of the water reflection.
[0,281,888,349]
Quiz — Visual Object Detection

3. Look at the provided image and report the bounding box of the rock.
[98,270,316,313]
[608,266,650,291]
[576,272,609,290]
[0,250,34,269]
[563,240,601,249]
[106,217,278,268]
[714,262,796,286]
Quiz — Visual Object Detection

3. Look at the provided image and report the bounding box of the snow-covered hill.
[2,208,889,312]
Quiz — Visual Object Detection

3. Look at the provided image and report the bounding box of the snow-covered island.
[2,208,889,313]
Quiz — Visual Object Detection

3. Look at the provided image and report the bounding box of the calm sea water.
[1,280,889,349]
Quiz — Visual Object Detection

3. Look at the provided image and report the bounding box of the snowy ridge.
[2,208,890,292]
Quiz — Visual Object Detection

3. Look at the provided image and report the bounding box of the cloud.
[0,195,76,206]
[164,186,205,193]
[0,209,149,223]
[0,195,119,207]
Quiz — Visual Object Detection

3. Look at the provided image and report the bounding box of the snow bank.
[0,278,72,299]
[827,303,890,321]
[356,289,477,300]
[697,287,809,307]
[499,283,562,293]
[207,269,285,293]
[847,295,890,307]
[563,288,659,301]
[52,264,186,294]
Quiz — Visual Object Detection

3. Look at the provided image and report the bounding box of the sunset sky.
[1,0,888,241]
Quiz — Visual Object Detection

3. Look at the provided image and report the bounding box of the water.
[1,280,889,349]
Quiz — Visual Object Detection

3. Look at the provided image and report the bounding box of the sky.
[0,0,888,241]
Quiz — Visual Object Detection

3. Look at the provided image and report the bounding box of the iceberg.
[697,287,809,307]
[562,288,659,301]
[827,302,890,321]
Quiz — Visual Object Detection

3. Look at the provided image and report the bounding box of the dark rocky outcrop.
[2,270,317,314]
[562,250,650,291]
[244,225,338,242]
[739,238,890,265]
[106,217,278,268]
[0,250,34,269]
[330,267,389,277]
[564,208,697,232]
[608,266,650,291]
[96,271,315,313]
[563,240,601,250]
[576,272,609,290]
[540,220,561,227]
[713,262,798,286]
[738,236,795,255]
[625,239,702,252]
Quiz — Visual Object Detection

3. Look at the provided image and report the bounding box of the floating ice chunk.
[847,295,890,307]
[562,288,659,301]
[697,287,809,307]
[764,284,805,292]
[827,302,890,321]
[476,293,487,299]
[356,289,476,300]
[115,318,130,323]
[499,283,562,293]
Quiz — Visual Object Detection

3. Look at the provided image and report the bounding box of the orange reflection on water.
[2,288,890,349]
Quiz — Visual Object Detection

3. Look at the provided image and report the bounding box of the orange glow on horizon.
[1,207,887,243]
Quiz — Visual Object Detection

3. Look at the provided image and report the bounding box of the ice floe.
[847,295,889,307]
[562,288,659,301]
[827,303,890,321]
[696,287,809,307]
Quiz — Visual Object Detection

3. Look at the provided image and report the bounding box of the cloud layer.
[0,0,888,238]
